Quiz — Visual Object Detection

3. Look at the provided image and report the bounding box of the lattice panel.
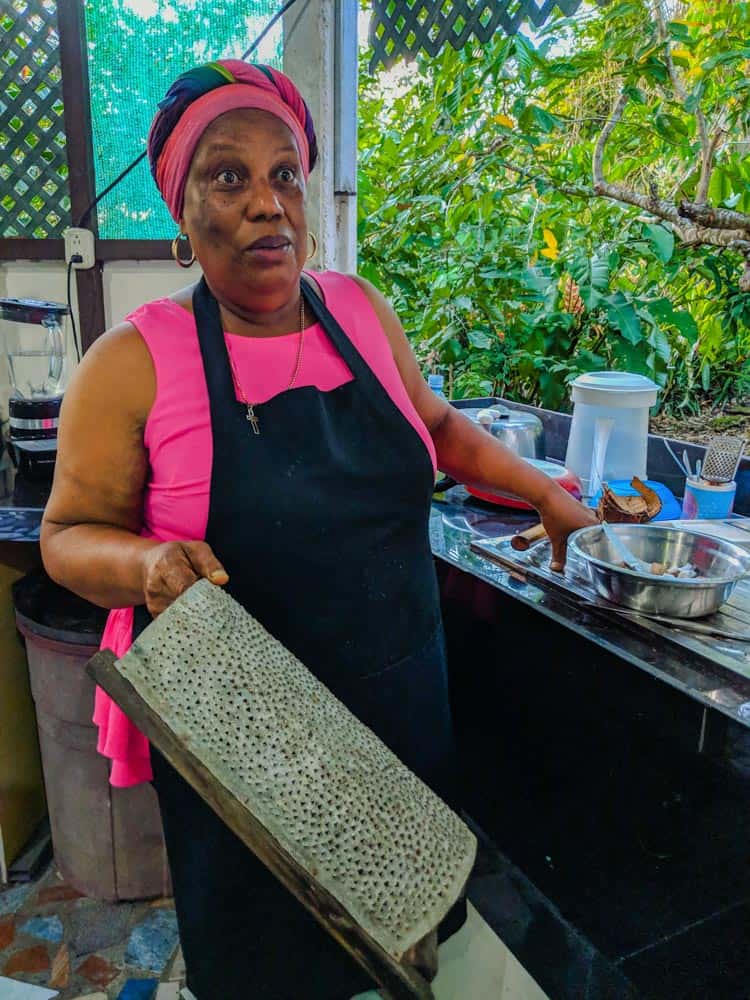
[369,0,603,72]
[0,0,70,238]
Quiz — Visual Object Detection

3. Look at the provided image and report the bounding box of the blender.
[0,297,70,481]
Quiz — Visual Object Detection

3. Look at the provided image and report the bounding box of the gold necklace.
[226,293,305,435]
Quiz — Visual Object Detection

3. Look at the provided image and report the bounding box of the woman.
[41,60,596,998]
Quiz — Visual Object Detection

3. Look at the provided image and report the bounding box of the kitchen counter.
[0,458,49,541]
[430,489,750,730]
[5,414,750,997]
[434,487,750,1000]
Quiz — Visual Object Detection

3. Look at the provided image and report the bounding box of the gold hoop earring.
[306,232,318,261]
[171,233,195,268]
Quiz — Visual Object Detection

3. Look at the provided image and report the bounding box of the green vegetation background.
[358,1,750,415]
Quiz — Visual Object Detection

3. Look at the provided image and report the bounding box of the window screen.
[84,0,283,240]
[0,0,71,238]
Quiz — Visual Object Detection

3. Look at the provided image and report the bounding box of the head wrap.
[147,59,318,222]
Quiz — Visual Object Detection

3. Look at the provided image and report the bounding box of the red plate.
[467,459,583,509]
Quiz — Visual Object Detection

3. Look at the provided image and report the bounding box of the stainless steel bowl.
[568,523,750,618]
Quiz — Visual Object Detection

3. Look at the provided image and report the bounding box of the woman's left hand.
[537,485,598,572]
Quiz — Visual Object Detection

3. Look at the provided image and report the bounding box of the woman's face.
[181,108,307,314]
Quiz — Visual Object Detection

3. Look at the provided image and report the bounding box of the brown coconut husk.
[597,477,662,524]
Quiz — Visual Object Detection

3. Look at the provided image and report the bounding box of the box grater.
[701,435,746,484]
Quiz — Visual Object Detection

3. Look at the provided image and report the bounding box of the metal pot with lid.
[467,404,545,460]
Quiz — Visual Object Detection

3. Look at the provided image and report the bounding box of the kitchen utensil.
[696,459,702,479]
[682,477,736,520]
[601,522,650,573]
[565,371,659,496]
[90,580,476,990]
[726,519,750,534]
[663,438,690,477]
[511,523,548,552]
[467,404,545,460]
[701,435,745,484]
[606,605,750,641]
[682,450,692,478]
[568,523,750,618]
[466,458,582,509]
[589,417,614,497]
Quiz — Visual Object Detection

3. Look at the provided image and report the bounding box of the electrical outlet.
[64,227,95,269]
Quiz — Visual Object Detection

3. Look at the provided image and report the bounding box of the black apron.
[135,276,462,999]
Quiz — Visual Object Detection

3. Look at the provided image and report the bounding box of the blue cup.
[682,477,736,519]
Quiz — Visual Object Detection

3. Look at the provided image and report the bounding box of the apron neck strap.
[192,273,381,391]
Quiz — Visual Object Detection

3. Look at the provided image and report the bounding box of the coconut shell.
[597,477,663,524]
[631,477,663,519]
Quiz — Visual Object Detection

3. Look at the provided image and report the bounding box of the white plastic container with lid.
[564,371,660,498]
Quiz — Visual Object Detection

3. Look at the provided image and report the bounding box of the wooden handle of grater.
[511,523,548,551]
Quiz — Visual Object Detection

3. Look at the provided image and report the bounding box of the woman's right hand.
[141,540,229,617]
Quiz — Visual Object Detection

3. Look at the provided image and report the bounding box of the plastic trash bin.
[13,569,170,900]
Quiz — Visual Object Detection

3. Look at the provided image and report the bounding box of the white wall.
[0,262,77,324]
[103,260,201,327]
[0,258,200,418]
[0,260,194,337]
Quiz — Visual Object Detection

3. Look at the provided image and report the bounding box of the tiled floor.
[2,862,549,1000]
[0,864,184,999]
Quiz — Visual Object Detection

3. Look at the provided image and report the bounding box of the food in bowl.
[612,559,700,579]
[568,523,750,618]
[648,561,699,579]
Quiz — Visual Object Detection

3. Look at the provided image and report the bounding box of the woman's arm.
[351,276,597,568]
[41,324,227,612]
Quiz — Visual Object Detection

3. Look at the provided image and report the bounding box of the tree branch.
[482,85,750,275]
[673,225,750,250]
[653,0,715,203]
[696,127,726,204]
[589,88,750,258]
[494,154,592,198]
[592,91,685,221]
[678,199,750,232]
[592,90,629,194]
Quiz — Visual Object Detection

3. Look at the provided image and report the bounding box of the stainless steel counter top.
[431,488,750,729]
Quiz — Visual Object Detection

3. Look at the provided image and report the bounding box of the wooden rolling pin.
[511,522,548,551]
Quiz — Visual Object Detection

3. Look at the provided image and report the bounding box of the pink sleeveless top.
[94,270,436,787]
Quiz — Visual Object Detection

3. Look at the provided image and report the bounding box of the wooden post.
[57,0,106,351]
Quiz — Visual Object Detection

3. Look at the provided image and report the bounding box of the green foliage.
[358,1,750,413]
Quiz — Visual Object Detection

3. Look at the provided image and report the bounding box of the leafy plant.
[358,0,750,414]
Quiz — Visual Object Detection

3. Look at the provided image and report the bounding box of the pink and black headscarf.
[148,59,318,222]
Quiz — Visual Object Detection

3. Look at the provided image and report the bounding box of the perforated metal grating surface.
[368,0,604,72]
[0,0,70,237]
[117,580,476,958]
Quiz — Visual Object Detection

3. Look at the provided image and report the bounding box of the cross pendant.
[246,404,260,434]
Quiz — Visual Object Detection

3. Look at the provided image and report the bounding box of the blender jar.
[0,298,70,400]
